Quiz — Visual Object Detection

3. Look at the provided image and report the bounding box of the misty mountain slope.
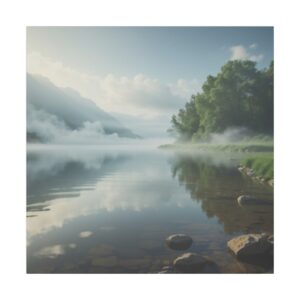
[27,74,141,142]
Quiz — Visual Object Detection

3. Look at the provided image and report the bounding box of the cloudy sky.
[27,27,273,136]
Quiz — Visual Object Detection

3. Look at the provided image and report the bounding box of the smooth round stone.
[237,195,269,206]
[173,252,211,273]
[166,234,193,250]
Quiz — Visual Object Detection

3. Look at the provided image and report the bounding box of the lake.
[27,145,273,273]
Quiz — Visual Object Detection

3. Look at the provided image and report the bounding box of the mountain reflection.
[27,148,129,209]
[26,147,188,242]
[170,152,273,234]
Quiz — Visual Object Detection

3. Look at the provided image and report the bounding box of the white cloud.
[229,44,264,62]
[27,52,200,118]
[168,79,200,99]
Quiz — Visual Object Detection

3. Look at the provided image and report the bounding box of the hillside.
[27,74,140,142]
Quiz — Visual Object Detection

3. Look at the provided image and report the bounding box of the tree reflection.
[170,152,273,234]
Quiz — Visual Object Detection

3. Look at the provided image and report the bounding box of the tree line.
[169,60,274,141]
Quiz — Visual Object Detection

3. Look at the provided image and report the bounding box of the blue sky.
[27,27,273,83]
[27,27,273,137]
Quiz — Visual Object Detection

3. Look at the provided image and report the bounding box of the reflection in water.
[170,152,273,234]
[27,148,129,206]
[27,147,273,273]
[35,244,65,259]
[79,231,93,238]
[27,148,186,244]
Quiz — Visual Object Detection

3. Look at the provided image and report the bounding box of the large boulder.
[173,253,212,273]
[166,234,193,250]
[227,233,273,258]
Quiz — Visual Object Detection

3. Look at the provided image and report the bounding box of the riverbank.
[159,142,273,153]
[159,141,274,185]
[239,154,274,186]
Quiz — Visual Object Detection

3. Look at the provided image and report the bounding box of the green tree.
[170,60,274,141]
[169,95,200,141]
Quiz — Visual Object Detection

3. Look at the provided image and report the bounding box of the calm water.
[27,145,273,273]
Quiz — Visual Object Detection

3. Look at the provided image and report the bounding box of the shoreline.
[159,142,273,153]
[159,142,274,187]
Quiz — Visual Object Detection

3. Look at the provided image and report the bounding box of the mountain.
[27,74,141,142]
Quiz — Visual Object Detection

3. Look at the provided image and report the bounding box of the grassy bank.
[159,142,273,153]
[159,137,274,181]
[240,154,274,180]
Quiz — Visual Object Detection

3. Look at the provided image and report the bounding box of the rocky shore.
[238,165,274,187]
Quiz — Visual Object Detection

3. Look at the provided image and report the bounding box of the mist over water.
[27,145,273,273]
[25,26,274,276]
[208,127,250,144]
[28,107,172,145]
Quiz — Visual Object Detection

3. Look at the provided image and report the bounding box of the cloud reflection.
[35,244,65,259]
[79,231,93,238]
[27,148,189,243]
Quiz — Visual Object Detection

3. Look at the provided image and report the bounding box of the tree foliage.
[170,60,274,141]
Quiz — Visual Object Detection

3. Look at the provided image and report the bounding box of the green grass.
[240,154,274,180]
[159,142,273,153]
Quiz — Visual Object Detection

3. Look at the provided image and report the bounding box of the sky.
[27,27,273,136]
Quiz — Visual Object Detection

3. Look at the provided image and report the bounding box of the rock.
[166,234,193,250]
[158,266,174,273]
[267,235,274,244]
[227,233,273,258]
[268,179,274,187]
[246,168,255,176]
[238,166,245,172]
[267,235,274,255]
[158,270,171,274]
[173,253,212,273]
[237,195,270,206]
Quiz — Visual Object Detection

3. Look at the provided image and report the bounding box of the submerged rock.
[166,234,193,250]
[237,195,270,206]
[91,256,118,267]
[173,253,215,273]
[227,233,273,258]
[158,266,174,274]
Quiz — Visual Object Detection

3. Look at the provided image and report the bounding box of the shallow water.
[27,146,273,273]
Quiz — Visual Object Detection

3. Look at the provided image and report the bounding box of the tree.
[170,95,200,141]
[170,60,274,141]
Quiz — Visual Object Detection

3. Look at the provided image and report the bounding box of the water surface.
[27,145,273,273]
